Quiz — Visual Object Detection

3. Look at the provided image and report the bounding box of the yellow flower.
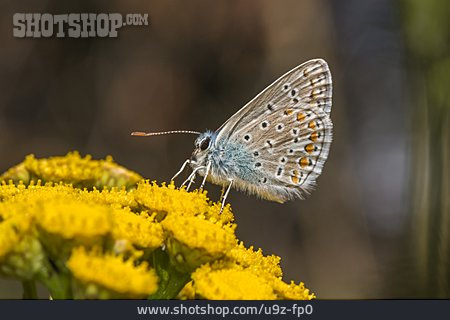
[134,181,211,218]
[271,279,316,300]
[0,182,69,220]
[191,259,315,300]
[81,187,138,210]
[226,242,283,278]
[67,246,159,299]
[0,180,26,203]
[112,208,164,250]
[192,263,277,300]
[185,241,315,300]
[205,203,235,226]
[225,243,315,299]
[0,182,79,220]
[1,152,143,190]
[162,214,236,272]
[0,181,165,254]
[36,198,113,240]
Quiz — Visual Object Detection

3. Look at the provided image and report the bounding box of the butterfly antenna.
[131,130,201,137]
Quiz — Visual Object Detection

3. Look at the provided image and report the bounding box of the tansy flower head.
[205,203,235,226]
[1,152,142,190]
[271,279,316,300]
[67,247,159,299]
[181,241,315,300]
[190,258,315,300]
[36,199,113,241]
[192,263,277,300]
[112,208,164,250]
[0,182,79,220]
[162,214,236,272]
[0,181,27,203]
[134,181,212,219]
[226,242,283,278]
[82,187,138,211]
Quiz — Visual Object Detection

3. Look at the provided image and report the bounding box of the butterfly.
[132,59,333,212]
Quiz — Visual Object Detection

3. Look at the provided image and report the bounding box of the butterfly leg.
[219,185,225,202]
[186,174,196,191]
[182,165,205,190]
[220,179,233,214]
[171,159,190,182]
[199,162,211,190]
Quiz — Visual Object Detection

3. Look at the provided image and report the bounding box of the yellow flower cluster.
[182,243,315,300]
[0,181,164,298]
[162,214,236,272]
[1,152,142,190]
[67,247,158,299]
[0,153,315,300]
[192,264,277,300]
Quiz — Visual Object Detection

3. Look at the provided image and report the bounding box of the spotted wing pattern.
[215,59,333,201]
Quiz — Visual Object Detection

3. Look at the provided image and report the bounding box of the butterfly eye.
[199,137,211,151]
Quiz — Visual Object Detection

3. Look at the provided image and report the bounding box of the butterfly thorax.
[190,131,257,185]
[190,130,289,201]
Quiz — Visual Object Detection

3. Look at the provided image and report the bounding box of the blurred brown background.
[0,0,449,298]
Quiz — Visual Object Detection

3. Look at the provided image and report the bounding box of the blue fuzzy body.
[209,136,259,184]
[190,131,300,203]
[191,131,258,184]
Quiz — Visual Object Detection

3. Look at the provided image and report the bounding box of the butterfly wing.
[215,59,333,202]
[215,59,332,142]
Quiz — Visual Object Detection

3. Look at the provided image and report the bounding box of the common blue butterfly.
[133,59,333,212]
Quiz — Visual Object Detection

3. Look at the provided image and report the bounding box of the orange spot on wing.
[284,109,294,116]
[297,112,305,122]
[310,132,318,142]
[305,143,315,154]
[291,176,299,184]
[299,157,309,168]
[308,121,316,129]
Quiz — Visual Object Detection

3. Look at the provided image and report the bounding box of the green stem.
[22,280,37,299]
[37,260,73,299]
[149,271,191,299]
[148,248,191,299]
[39,272,71,299]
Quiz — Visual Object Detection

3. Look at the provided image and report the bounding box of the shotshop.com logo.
[13,13,148,38]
